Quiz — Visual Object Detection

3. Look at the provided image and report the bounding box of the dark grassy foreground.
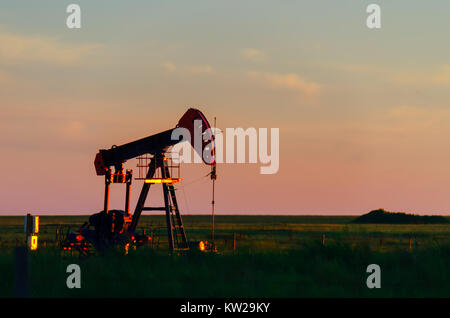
[0,244,449,298]
[0,215,449,297]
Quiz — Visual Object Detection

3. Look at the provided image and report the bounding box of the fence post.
[233,232,236,252]
[322,234,326,246]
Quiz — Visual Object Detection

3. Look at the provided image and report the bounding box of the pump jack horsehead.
[62,108,216,255]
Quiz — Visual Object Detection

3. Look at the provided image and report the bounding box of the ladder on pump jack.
[132,153,188,251]
[163,164,189,251]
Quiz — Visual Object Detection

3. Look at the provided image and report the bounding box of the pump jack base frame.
[100,153,189,251]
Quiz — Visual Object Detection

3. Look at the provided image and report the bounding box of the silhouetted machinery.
[62,108,216,255]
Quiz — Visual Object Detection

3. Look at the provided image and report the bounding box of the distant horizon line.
[1,211,450,217]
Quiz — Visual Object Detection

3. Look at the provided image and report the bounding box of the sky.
[1,1,450,215]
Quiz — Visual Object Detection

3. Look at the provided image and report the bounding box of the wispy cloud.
[0,29,102,65]
[431,65,450,85]
[162,61,176,73]
[185,65,214,74]
[358,105,450,140]
[332,63,384,74]
[388,65,450,87]
[247,71,321,99]
[59,121,86,139]
[328,62,450,89]
[241,48,267,63]
[0,69,10,83]
[161,62,214,75]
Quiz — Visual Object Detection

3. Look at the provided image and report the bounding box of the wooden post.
[55,227,59,246]
[322,234,326,246]
[409,236,412,249]
[25,214,32,245]
[233,232,236,252]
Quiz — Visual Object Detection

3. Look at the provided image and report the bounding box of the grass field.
[0,215,449,297]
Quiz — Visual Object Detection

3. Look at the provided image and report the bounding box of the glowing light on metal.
[144,178,182,184]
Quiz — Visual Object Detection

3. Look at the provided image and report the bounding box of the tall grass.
[0,215,449,297]
[0,242,449,298]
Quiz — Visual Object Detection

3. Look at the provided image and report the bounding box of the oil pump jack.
[62,108,216,255]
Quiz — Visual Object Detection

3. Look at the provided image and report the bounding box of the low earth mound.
[352,209,448,224]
